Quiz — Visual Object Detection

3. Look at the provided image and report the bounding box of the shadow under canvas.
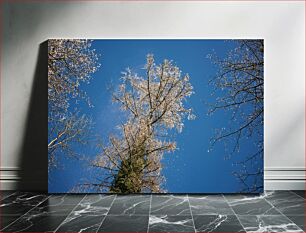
[17,41,48,191]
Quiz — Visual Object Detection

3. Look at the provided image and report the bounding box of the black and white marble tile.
[1,214,67,232]
[224,194,281,215]
[98,215,148,232]
[47,194,86,205]
[28,194,85,215]
[238,215,303,233]
[0,191,304,232]
[0,215,23,231]
[285,215,305,231]
[193,215,245,232]
[55,213,105,232]
[150,195,191,216]
[0,191,16,201]
[292,191,305,199]
[73,194,115,215]
[189,195,234,215]
[265,191,304,215]
[0,192,48,216]
[54,195,114,232]
[148,215,195,232]
[108,195,150,215]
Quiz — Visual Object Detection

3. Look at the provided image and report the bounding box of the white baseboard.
[0,167,47,191]
[0,167,305,191]
[0,168,20,190]
[265,180,305,190]
[264,167,305,190]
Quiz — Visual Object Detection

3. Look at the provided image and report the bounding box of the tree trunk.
[110,145,146,193]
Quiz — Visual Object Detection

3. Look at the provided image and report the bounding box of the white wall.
[1,1,304,190]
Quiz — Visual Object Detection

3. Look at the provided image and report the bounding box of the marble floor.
[0,190,304,232]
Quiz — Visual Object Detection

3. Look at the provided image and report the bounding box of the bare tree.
[91,55,195,193]
[48,39,100,169]
[48,111,92,168]
[208,40,264,192]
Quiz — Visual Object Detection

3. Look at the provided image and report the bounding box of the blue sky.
[48,40,263,193]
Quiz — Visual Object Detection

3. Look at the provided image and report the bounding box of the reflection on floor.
[0,190,304,232]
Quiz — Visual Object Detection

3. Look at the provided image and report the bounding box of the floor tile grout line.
[222,194,247,232]
[263,195,304,232]
[289,190,305,200]
[187,194,197,233]
[96,194,117,233]
[53,194,87,233]
[1,194,51,231]
[50,191,69,229]
[220,194,236,215]
[146,194,152,233]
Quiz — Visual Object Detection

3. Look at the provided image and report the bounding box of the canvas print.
[48,39,264,193]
